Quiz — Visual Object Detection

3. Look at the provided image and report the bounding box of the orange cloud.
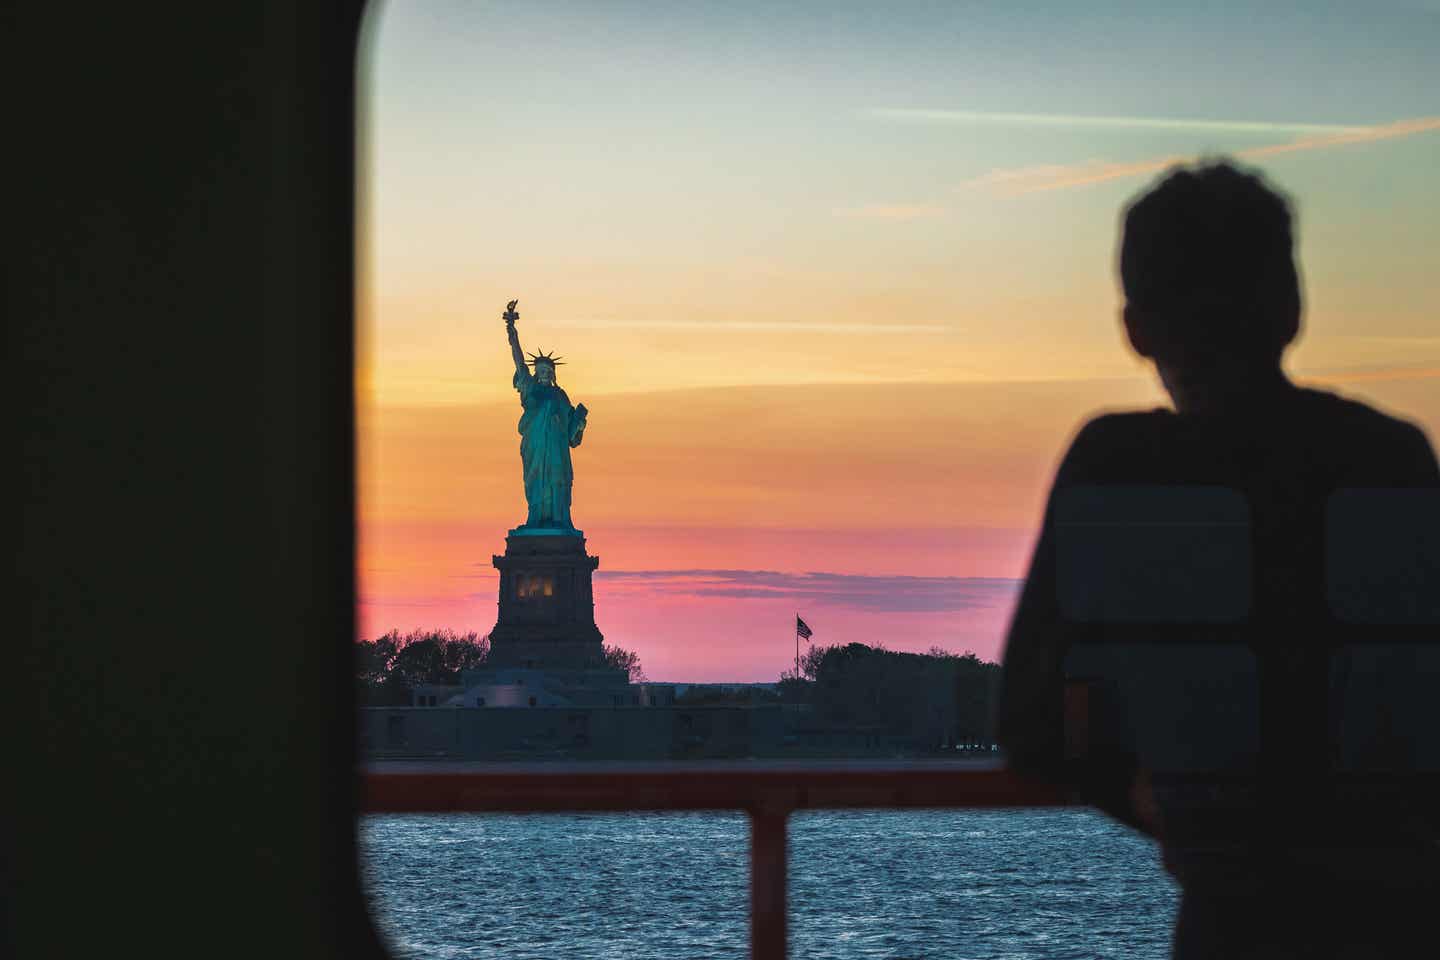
[359,375,1440,675]
[1298,366,1440,385]
[357,379,1141,646]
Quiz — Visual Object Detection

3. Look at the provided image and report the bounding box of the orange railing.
[362,763,1066,960]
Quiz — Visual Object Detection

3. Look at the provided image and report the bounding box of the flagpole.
[794,613,799,679]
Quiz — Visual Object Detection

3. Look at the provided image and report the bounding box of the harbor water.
[362,809,1179,959]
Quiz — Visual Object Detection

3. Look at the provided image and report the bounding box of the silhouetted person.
[998,160,1440,958]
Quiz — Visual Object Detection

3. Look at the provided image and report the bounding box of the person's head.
[1119,159,1301,391]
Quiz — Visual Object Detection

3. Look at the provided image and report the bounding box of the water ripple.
[361,809,1178,959]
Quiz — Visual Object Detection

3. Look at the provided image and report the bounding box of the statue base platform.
[487,530,608,672]
[509,524,584,538]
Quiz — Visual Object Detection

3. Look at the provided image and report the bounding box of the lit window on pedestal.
[516,574,555,598]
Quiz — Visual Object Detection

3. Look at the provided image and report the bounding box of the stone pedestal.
[488,532,611,671]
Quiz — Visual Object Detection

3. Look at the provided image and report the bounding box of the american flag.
[796,615,813,640]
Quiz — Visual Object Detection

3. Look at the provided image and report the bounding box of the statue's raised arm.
[503,299,526,375]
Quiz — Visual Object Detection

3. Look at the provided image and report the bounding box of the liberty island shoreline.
[366,758,1005,772]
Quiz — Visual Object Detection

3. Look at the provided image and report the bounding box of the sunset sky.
[357,1,1440,680]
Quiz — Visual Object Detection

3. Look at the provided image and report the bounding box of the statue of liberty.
[503,300,588,534]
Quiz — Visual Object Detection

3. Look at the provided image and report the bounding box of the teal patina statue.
[504,300,588,534]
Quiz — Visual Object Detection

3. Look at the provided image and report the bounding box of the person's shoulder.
[1294,386,1431,444]
[1073,408,1174,441]
[1294,386,1439,479]
[1057,408,1173,480]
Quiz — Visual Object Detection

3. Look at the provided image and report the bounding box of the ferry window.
[356,1,1440,957]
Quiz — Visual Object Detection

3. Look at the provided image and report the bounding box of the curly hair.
[1119,159,1301,365]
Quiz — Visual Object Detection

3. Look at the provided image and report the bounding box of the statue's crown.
[527,350,564,367]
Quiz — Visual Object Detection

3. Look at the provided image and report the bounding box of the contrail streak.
[1298,365,1440,385]
[993,116,1440,193]
[869,108,1368,136]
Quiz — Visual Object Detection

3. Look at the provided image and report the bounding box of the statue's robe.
[514,368,585,530]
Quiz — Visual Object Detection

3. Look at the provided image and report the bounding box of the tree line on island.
[355,629,646,706]
[356,630,1001,745]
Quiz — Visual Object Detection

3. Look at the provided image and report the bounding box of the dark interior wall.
[9,3,384,956]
